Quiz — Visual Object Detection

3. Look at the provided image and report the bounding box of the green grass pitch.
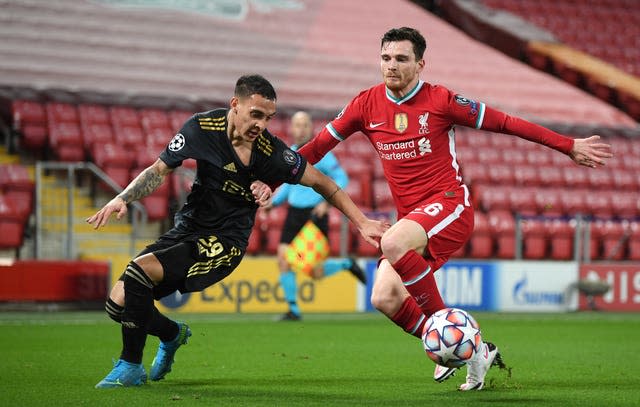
[2,311,639,406]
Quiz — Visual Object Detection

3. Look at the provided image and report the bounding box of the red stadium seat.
[113,124,145,149]
[487,164,514,185]
[586,192,613,219]
[168,110,193,131]
[513,164,540,187]
[488,210,515,259]
[82,123,114,152]
[460,162,489,187]
[78,103,110,125]
[110,106,140,127]
[521,219,547,259]
[328,207,351,256]
[12,100,48,152]
[372,179,394,210]
[246,220,264,255]
[628,222,640,261]
[263,206,287,255]
[479,186,510,212]
[140,108,171,133]
[538,166,564,188]
[46,102,79,124]
[508,187,537,216]
[468,211,493,258]
[548,219,575,260]
[562,167,589,189]
[611,192,638,220]
[558,189,587,216]
[0,196,25,250]
[535,188,563,217]
[595,221,626,261]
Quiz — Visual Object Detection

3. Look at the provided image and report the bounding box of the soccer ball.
[422,308,482,368]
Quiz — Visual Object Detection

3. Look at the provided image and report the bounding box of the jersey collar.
[385,80,424,105]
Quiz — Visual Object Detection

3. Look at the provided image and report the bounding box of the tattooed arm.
[87,159,174,229]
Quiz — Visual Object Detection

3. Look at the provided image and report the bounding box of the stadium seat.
[508,187,538,216]
[168,110,194,132]
[479,186,511,212]
[139,108,171,133]
[113,124,145,149]
[521,219,547,259]
[246,217,263,255]
[0,196,25,251]
[46,102,79,124]
[538,166,564,188]
[78,103,110,125]
[595,221,627,261]
[548,219,575,260]
[468,211,493,258]
[487,164,514,185]
[140,181,170,222]
[11,99,48,152]
[535,188,563,217]
[586,192,613,219]
[562,167,590,189]
[263,206,287,255]
[513,164,540,187]
[611,168,637,191]
[628,222,640,261]
[556,189,586,216]
[611,191,638,220]
[110,106,140,127]
[82,122,114,153]
[328,207,351,256]
[488,210,515,259]
[372,179,394,210]
[460,162,490,187]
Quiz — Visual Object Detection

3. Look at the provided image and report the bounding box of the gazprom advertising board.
[364,260,578,312]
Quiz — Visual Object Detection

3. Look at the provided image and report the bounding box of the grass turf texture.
[2,312,639,406]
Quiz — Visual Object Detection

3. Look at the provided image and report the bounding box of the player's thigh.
[380,218,429,261]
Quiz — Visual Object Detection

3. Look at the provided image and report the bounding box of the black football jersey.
[159,108,306,247]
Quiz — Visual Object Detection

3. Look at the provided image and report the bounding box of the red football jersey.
[300,81,574,217]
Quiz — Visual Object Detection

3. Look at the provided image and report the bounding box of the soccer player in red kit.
[299,27,612,390]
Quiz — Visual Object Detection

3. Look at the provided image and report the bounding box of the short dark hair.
[381,27,427,60]
[234,74,277,101]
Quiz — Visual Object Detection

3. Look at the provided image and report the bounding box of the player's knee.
[380,232,408,263]
[370,284,396,315]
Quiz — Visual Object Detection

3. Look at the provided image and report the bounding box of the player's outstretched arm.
[86,158,173,229]
[568,135,613,168]
[299,164,389,247]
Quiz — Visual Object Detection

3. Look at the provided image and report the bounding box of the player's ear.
[230,97,239,112]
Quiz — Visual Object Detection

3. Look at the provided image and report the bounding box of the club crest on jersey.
[394,113,408,133]
[418,112,430,135]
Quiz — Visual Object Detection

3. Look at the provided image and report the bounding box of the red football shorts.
[402,186,474,270]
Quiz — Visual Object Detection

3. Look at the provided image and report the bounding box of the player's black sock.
[120,262,154,364]
[105,297,123,323]
[147,306,179,343]
[105,297,178,343]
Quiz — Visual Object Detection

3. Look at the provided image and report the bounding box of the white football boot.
[433,364,458,383]
[459,342,500,391]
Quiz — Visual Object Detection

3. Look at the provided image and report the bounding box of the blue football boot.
[149,322,192,381]
[95,359,147,388]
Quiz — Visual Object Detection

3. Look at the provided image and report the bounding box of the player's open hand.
[569,135,613,168]
[250,180,273,207]
[86,196,128,229]
[358,219,391,249]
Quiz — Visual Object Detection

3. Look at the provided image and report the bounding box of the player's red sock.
[390,296,427,339]
[392,250,446,318]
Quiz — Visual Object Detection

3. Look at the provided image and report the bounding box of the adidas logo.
[223,162,237,172]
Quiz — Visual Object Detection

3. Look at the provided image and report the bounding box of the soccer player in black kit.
[87,74,388,388]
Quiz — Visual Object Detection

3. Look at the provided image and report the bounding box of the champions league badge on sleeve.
[454,95,472,106]
[168,133,186,151]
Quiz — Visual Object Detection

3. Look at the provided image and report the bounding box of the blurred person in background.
[269,111,366,321]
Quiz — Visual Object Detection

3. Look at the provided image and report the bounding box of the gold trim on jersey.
[198,116,226,131]
[255,133,273,156]
[223,162,237,172]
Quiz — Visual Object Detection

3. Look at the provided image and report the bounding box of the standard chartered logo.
[418,137,432,156]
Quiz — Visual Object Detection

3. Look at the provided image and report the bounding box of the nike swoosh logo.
[369,121,385,128]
